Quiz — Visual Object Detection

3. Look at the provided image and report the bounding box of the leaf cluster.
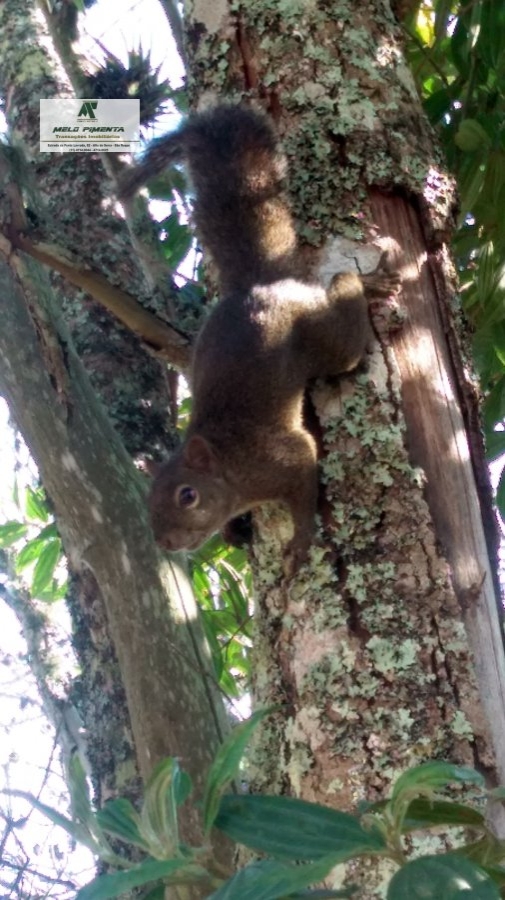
[0,484,66,602]
[86,47,185,131]
[190,536,253,698]
[406,0,505,517]
[10,711,505,900]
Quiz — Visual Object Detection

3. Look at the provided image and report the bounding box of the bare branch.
[2,229,192,370]
[0,857,77,890]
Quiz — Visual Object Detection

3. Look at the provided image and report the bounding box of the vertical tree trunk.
[182,0,505,891]
[0,5,230,877]
[0,257,228,841]
[2,0,505,896]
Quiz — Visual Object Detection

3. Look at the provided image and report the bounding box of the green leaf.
[220,560,249,619]
[455,120,492,153]
[472,326,505,385]
[201,610,225,682]
[387,854,500,899]
[471,243,505,328]
[454,833,505,868]
[140,758,181,857]
[400,797,486,832]
[96,798,150,852]
[174,770,192,807]
[481,865,505,887]
[7,788,77,835]
[141,886,167,900]
[0,521,27,548]
[423,87,452,125]
[458,154,486,224]
[37,579,68,604]
[68,754,93,826]
[67,755,115,856]
[477,0,505,68]
[390,761,484,807]
[496,466,505,524]
[202,709,273,833]
[434,0,454,40]
[14,521,61,571]
[485,430,505,463]
[160,212,193,269]
[207,856,352,900]
[168,87,188,115]
[483,378,505,432]
[147,164,187,200]
[36,521,59,541]
[450,17,470,76]
[15,536,49,572]
[24,485,49,522]
[31,539,61,596]
[214,794,385,861]
[76,858,190,900]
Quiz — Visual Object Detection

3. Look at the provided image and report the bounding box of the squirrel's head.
[148,435,236,552]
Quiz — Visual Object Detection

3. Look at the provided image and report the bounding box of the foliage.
[407,0,505,520]
[8,711,505,900]
[86,47,179,130]
[191,536,253,698]
[169,387,253,698]
[0,484,67,602]
[4,3,505,898]
[0,471,252,695]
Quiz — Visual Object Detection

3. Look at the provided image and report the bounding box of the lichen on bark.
[183,1,505,893]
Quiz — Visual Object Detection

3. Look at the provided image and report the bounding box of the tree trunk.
[2,0,505,897]
[183,0,505,892]
[0,3,230,877]
[0,254,228,833]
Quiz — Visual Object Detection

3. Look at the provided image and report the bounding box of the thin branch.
[0,858,77,890]
[1,229,192,370]
[0,147,192,371]
[401,22,452,91]
[158,0,187,66]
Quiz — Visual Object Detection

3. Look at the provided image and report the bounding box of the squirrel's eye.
[176,485,199,509]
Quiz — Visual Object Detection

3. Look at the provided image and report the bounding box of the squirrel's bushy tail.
[120,105,302,294]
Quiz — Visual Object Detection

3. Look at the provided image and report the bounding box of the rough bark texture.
[371,192,505,755]
[0,8,235,870]
[1,0,504,895]
[0,2,181,830]
[0,1,178,458]
[0,254,230,854]
[183,0,505,893]
[66,569,142,807]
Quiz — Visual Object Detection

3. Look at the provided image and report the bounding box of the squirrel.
[121,105,400,574]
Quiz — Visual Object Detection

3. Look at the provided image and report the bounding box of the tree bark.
[1,0,505,896]
[0,254,228,836]
[0,5,231,877]
[183,0,505,893]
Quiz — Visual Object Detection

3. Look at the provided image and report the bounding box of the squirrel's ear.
[183,436,218,473]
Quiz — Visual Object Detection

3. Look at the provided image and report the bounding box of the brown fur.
[125,106,399,573]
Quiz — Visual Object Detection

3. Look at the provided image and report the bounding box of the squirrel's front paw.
[361,250,402,298]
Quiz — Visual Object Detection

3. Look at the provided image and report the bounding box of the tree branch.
[2,228,192,370]
[0,856,77,890]
[158,0,187,65]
